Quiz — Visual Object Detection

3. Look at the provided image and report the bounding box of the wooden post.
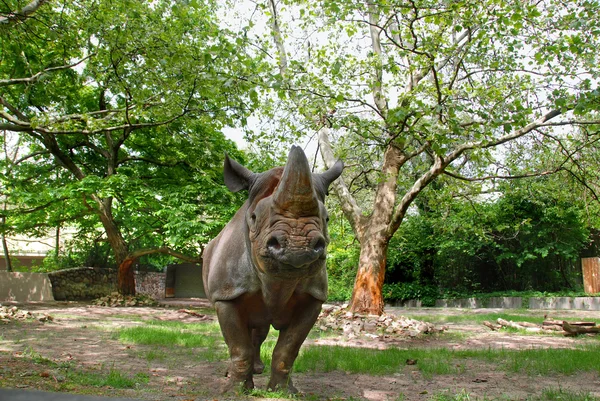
[582,257,600,294]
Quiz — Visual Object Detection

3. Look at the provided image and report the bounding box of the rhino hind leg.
[252,325,269,374]
[214,301,255,393]
[267,299,322,393]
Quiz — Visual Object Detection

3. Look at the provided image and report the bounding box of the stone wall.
[48,267,165,300]
[135,270,166,300]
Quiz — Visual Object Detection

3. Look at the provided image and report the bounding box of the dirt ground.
[1,300,600,401]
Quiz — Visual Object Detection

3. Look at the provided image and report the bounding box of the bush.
[382,282,439,307]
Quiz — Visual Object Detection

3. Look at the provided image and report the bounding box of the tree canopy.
[0,0,263,291]
[3,0,600,307]
[239,0,600,313]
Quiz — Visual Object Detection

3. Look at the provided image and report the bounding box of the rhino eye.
[251,213,257,223]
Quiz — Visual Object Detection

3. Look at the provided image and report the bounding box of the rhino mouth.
[257,252,325,279]
[263,232,326,266]
[270,261,324,279]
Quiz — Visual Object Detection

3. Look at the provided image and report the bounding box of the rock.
[316,305,443,340]
[364,320,378,332]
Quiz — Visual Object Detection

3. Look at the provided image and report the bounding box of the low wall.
[433,296,600,311]
[48,267,165,300]
[529,297,600,311]
[0,272,54,302]
[435,297,524,309]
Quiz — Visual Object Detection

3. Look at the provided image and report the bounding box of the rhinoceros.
[202,146,343,393]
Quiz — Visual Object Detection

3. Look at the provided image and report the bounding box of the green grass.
[141,349,168,362]
[117,320,222,348]
[294,344,600,377]
[69,369,149,389]
[406,312,547,326]
[427,388,600,401]
[295,346,464,378]
[499,347,600,375]
[535,388,600,401]
[16,349,149,390]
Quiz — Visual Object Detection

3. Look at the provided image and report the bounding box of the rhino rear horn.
[314,160,343,198]
[273,146,319,214]
[224,154,254,192]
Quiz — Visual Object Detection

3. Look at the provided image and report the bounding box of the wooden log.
[515,321,539,328]
[565,321,597,327]
[483,321,501,331]
[562,321,600,336]
[542,324,564,331]
[496,318,541,332]
[496,318,549,333]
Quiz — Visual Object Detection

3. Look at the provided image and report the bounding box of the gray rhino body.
[202,146,342,393]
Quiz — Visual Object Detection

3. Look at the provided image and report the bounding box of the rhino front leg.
[268,299,322,393]
[214,301,254,393]
[252,325,269,374]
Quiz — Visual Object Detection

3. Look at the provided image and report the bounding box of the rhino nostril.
[267,236,282,252]
[313,237,326,254]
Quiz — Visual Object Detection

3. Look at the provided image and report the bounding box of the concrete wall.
[0,272,54,302]
[433,296,600,311]
[172,263,205,298]
[529,297,600,311]
[435,298,487,308]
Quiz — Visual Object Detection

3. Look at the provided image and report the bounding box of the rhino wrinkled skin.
[202,146,343,393]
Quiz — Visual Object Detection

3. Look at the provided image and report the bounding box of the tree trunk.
[1,210,12,271]
[349,235,389,315]
[92,196,132,295]
[55,224,60,259]
[117,257,136,296]
[1,232,12,272]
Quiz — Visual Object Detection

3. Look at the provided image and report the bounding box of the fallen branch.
[484,317,600,337]
[177,309,210,320]
[483,321,501,331]
[562,321,600,336]
[497,318,545,332]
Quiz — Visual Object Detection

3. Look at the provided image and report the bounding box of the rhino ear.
[315,160,343,197]
[224,154,254,192]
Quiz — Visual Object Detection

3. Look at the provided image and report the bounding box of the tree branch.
[0,0,49,26]
[268,0,288,76]
[127,246,202,264]
[0,96,29,121]
[0,54,94,87]
[319,129,365,240]
[391,152,446,235]
[367,4,388,117]
[443,168,561,182]
[446,109,563,161]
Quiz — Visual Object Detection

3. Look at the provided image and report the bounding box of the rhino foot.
[221,377,254,395]
[267,378,298,394]
[253,360,265,374]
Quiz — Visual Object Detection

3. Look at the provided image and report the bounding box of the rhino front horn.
[273,146,319,215]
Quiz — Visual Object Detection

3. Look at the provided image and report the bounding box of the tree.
[254,0,600,313]
[0,0,261,293]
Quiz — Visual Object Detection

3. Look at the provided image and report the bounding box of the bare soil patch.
[1,301,599,401]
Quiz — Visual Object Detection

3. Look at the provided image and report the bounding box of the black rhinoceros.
[202,146,343,393]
